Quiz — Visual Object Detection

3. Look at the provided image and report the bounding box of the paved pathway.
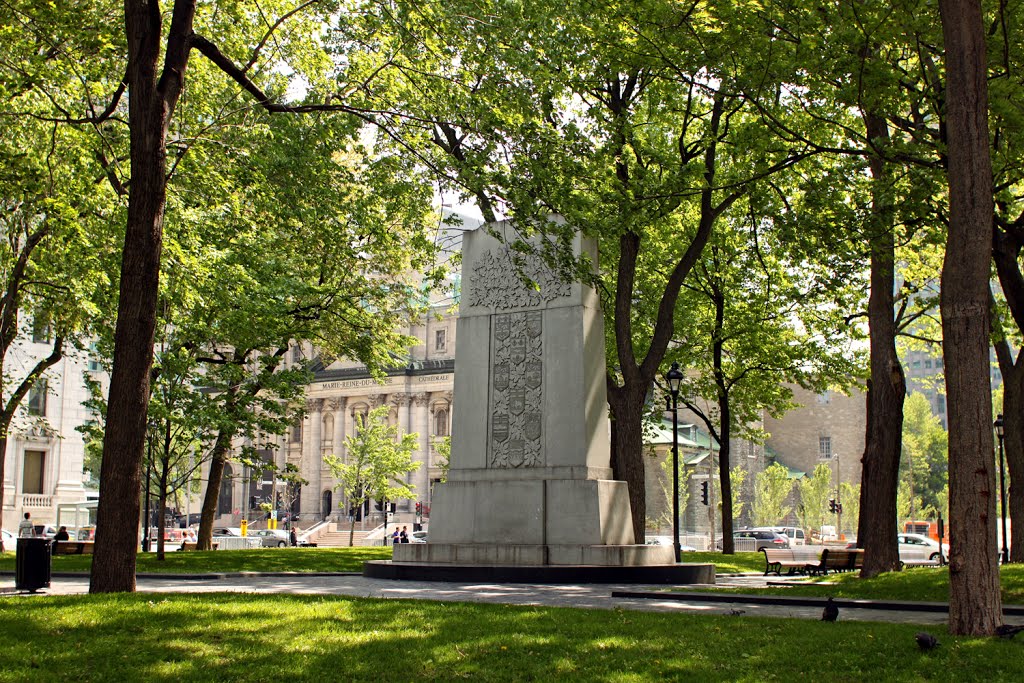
[0,572,951,625]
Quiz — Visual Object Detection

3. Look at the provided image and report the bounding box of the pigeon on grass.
[821,597,839,622]
[915,632,939,651]
[995,624,1024,639]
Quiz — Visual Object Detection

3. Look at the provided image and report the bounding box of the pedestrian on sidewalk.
[391,527,400,546]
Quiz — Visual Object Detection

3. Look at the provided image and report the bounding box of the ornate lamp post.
[995,414,1009,564]
[664,362,684,563]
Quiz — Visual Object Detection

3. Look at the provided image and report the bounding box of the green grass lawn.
[0,547,393,574]
[678,553,1024,604]
[0,592,1021,682]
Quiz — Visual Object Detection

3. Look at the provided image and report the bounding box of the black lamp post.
[995,414,1009,564]
[664,361,684,563]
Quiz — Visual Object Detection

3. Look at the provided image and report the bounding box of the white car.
[1,528,16,550]
[898,533,949,565]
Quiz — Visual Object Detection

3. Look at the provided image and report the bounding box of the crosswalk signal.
[700,481,709,506]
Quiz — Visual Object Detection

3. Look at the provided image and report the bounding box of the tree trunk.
[713,285,735,554]
[607,384,648,542]
[197,427,233,550]
[0,434,7,553]
[939,0,1002,635]
[156,463,169,561]
[857,112,904,578]
[998,351,1024,563]
[90,0,196,594]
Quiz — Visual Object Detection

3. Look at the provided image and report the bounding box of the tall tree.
[672,188,858,553]
[0,90,113,550]
[751,462,793,527]
[355,0,811,539]
[938,0,1002,635]
[2,1,441,590]
[797,464,834,541]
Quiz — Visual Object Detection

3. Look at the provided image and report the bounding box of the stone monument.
[379,221,711,582]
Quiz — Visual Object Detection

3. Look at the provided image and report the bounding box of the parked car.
[252,529,291,548]
[212,527,245,537]
[1,528,16,549]
[720,529,790,551]
[774,527,806,546]
[32,524,59,539]
[411,530,428,543]
[897,533,948,565]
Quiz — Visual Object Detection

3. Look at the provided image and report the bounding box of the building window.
[291,344,303,363]
[818,436,832,460]
[937,395,946,414]
[434,408,449,437]
[28,381,47,417]
[290,417,303,444]
[435,329,447,352]
[321,414,334,449]
[22,450,45,494]
[936,358,944,369]
[31,316,50,344]
[88,342,102,372]
[924,358,932,369]
[815,390,831,405]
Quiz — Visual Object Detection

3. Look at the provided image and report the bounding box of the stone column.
[414,393,432,508]
[390,393,412,511]
[303,398,323,522]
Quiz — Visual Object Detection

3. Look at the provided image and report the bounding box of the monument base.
[365,555,715,585]
[393,542,673,566]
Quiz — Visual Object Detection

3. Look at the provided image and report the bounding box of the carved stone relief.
[489,311,544,468]
[468,248,571,310]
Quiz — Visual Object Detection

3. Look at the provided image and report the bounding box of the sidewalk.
[0,571,979,625]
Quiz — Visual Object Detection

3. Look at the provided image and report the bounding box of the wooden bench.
[179,542,218,551]
[808,548,864,575]
[52,541,94,555]
[761,547,823,576]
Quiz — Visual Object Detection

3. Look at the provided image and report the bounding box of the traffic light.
[828,499,837,513]
[415,502,422,516]
[700,481,709,506]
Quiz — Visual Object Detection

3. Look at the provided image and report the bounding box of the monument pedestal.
[370,221,714,585]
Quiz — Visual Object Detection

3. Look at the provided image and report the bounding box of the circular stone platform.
[363,560,715,584]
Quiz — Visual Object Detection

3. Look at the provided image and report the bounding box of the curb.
[610,590,1024,616]
[0,571,363,580]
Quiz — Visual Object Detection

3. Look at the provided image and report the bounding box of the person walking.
[400,526,409,544]
[391,527,400,546]
[289,527,298,547]
[18,512,35,538]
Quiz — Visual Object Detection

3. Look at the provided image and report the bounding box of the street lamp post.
[995,414,1009,564]
[664,362,684,563]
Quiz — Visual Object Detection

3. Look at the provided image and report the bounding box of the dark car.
[719,529,790,551]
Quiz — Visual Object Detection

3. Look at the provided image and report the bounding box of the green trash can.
[15,537,52,592]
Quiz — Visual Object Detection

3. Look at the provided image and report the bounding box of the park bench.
[52,541,94,555]
[761,547,823,576]
[179,542,219,551]
[807,548,865,575]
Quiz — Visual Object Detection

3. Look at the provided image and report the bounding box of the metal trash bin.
[15,537,52,592]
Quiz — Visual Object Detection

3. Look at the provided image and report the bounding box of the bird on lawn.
[915,632,939,651]
[996,624,1024,639]
[821,597,839,622]
[727,609,746,617]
